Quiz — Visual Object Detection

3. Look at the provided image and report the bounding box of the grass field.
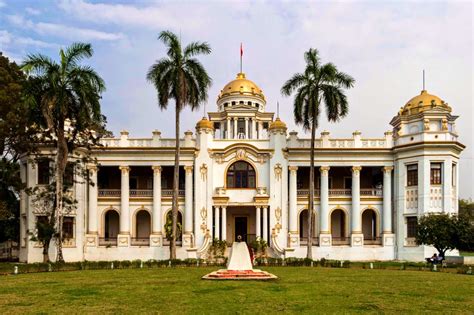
[0,267,472,314]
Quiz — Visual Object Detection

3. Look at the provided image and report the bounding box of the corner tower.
[391,89,464,261]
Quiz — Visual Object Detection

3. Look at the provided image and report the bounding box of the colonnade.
[87,165,194,238]
[288,165,394,240]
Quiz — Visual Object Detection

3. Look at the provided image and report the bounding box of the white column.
[419,159,431,213]
[244,118,249,139]
[119,166,130,234]
[442,160,452,213]
[251,118,256,139]
[184,166,193,234]
[258,121,263,139]
[289,166,298,234]
[256,206,261,239]
[88,165,98,234]
[262,206,268,242]
[220,121,224,139]
[221,206,227,244]
[319,166,330,233]
[233,118,238,139]
[383,166,393,233]
[152,166,162,234]
[214,206,220,240]
[226,118,231,139]
[351,166,362,234]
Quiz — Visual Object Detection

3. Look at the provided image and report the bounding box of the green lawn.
[460,251,474,256]
[0,267,472,314]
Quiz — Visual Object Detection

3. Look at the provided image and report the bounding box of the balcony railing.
[162,189,185,197]
[332,237,350,246]
[98,189,185,197]
[99,237,117,246]
[297,188,382,197]
[130,237,150,246]
[98,189,121,197]
[130,189,153,197]
[299,237,319,246]
[363,236,382,245]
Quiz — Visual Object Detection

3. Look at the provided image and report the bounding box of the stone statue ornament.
[202,237,277,280]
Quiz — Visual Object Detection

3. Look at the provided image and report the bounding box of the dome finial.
[423,69,426,91]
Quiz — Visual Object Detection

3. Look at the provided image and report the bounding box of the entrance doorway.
[234,217,248,242]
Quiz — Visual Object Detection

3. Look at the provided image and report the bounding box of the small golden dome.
[400,90,451,116]
[218,72,265,102]
[196,117,214,130]
[269,117,287,131]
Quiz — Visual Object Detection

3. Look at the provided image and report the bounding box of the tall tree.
[281,48,354,258]
[22,43,108,262]
[0,53,40,244]
[147,31,211,259]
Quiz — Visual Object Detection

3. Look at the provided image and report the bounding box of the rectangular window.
[37,159,50,185]
[64,163,74,187]
[62,217,74,239]
[406,216,418,238]
[407,164,418,186]
[430,163,442,185]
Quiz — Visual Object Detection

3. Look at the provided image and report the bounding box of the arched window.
[226,161,256,188]
[136,210,151,238]
[331,209,347,244]
[104,210,119,239]
[362,209,377,240]
[299,210,316,244]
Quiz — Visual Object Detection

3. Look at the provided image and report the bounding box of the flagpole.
[240,43,243,73]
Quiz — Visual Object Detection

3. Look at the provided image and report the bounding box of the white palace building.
[19,72,465,263]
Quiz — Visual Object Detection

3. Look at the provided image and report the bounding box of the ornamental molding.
[200,164,208,181]
[208,143,273,164]
[274,164,282,181]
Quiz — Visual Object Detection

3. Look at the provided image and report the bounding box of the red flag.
[240,43,243,57]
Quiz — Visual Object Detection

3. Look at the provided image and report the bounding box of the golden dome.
[218,72,265,102]
[268,117,287,131]
[399,90,451,116]
[196,117,214,130]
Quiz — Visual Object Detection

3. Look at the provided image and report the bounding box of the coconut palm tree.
[147,31,212,259]
[281,48,354,258]
[22,43,106,262]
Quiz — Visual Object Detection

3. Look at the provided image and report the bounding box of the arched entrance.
[299,209,317,245]
[331,209,348,245]
[101,209,119,246]
[164,211,183,246]
[362,209,379,244]
[133,210,151,246]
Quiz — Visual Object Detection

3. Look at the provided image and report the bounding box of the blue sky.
[0,0,472,198]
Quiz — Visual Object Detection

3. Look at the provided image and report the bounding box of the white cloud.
[6,14,124,41]
[25,7,41,15]
[0,0,5,9]
[35,22,124,41]
[0,30,57,49]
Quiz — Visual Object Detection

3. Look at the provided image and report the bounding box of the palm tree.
[281,48,354,259]
[147,31,211,259]
[22,43,106,262]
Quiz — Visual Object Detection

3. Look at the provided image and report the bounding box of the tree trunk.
[54,120,68,263]
[42,240,50,263]
[307,103,317,259]
[170,103,181,260]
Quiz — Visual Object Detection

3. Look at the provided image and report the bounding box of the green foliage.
[415,213,473,256]
[146,30,212,259]
[208,238,227,257]
[280,48,354,258]
[164,212,182,241]
[22,43,109,262]
[0,53,40,243]
[250,237,268,256]
[459,199,474,220]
